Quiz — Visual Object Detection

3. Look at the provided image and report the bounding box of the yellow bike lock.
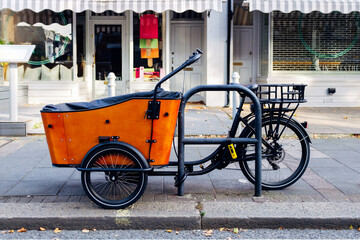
[227,144,237,159]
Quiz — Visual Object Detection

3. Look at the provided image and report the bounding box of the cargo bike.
[41,49,310,209]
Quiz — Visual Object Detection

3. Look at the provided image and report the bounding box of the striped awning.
[0,0,223,13]
[248,0,360,14]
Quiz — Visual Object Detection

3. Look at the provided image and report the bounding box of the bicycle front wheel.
[238,118,310,190]
[81,145,148,209]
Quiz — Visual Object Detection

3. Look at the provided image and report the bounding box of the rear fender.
[286,117,312,143]
[245,114,312,143]
[79,141,150,168]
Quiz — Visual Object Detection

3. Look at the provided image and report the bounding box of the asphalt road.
[1,228,359,239]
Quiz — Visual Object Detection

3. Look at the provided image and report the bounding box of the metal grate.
[273,11,360,72]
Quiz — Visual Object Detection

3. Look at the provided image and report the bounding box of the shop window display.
[133,12,163,82]
[0,9,73,81]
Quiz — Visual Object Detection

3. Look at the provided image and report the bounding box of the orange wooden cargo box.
[41,90,181,166]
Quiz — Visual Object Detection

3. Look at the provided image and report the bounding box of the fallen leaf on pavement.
[166,230,172,233]
[54,228,61,233]
[279,227,284,230]
[358,227,360,231]
[219,228,225,232]
[203,229,213,237]
[17,227,27,232]
[82,228,90,233]
[8,230,14,233]
[233,228,239,234]
[349,225,353,230]
[39,227,46,231]
[1,231,6,234]
[93,229,97,231]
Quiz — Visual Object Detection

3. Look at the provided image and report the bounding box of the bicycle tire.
[238,117,310,190]
[81,145,148,209]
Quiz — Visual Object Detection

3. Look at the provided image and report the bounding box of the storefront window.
[0,9,73,81]
[260,13,269,76]
[133,12,163,82]
[273,11,360,72]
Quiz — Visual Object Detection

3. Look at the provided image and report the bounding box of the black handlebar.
[185,49,203,66]
[154,49,203,92]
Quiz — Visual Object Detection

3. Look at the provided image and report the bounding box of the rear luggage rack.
[256,84,307,104]
[252,84,307,118]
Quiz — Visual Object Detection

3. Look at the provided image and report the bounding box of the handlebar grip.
[186,49,203,66]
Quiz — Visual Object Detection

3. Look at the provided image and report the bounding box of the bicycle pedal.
[271,163,280,170]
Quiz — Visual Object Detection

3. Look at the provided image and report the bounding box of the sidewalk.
[0,105,360,230]
[1,104,360,136]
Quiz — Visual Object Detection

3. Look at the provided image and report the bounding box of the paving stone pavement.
[0,105,360,229]
[0,135,359,205]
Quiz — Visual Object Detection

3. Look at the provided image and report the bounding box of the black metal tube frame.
[176,84,262,197]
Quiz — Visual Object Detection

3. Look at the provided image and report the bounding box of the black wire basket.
[256,84,307,104]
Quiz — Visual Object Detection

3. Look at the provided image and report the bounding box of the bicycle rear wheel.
[81,145,148,209]
[238,118,310,190]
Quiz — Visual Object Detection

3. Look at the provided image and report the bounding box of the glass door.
[93,24,122,80]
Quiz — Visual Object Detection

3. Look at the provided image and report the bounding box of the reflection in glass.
[0,9,73,81]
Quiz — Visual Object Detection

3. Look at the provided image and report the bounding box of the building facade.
[0,0,360,107]
[0,0,228,107]
[237,0,360,106]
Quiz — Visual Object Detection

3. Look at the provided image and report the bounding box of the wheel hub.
[269,142,286,164]
[105,172,121,182]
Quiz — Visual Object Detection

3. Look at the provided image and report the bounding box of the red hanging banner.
[140,14,158,39]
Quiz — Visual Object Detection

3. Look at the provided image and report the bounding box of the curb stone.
[0,201,359,230]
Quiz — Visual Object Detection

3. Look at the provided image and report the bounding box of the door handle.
[184,67,193,71]
[249,51,252,55]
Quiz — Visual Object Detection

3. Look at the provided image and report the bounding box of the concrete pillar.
[9,63,18,121]
[204,2,228,106]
